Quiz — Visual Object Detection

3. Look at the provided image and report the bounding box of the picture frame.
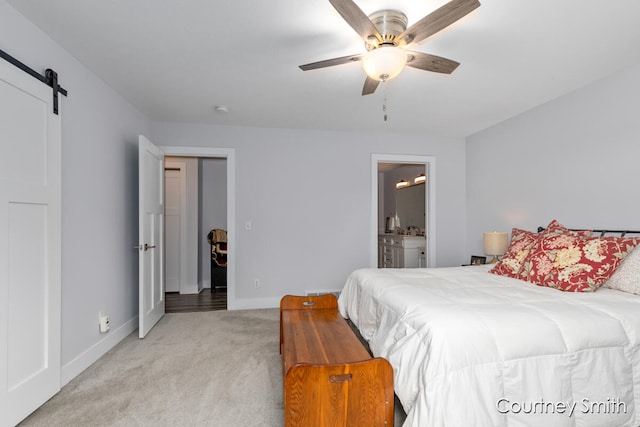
[470,255,487,265]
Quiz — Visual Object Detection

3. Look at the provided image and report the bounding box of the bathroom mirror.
[396,183,425,230]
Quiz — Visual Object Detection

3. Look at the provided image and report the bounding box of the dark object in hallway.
[208,228,227,292]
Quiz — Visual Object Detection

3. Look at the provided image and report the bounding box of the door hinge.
[134,243,157,251]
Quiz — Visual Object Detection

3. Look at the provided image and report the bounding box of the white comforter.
[338,265,640,427]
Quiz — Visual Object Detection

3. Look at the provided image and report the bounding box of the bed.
[338,224,640,427]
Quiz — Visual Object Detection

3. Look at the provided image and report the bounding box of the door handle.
[134,243,156,251]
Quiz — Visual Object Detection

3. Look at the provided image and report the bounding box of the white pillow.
[603,246,640,295]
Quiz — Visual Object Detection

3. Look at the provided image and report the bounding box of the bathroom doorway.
[371,154,436,268]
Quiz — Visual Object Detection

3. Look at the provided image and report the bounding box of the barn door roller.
[0,48,68,115]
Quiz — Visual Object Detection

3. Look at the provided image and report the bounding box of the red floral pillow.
[515,220,589,284]
[490,228,539,278]
[518,235,640,292]
[493,220,590,280]
[543,219,592,238]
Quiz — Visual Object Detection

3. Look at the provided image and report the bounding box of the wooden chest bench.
[279,294,394,427]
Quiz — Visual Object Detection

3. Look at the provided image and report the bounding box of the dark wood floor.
[165,288,227,313]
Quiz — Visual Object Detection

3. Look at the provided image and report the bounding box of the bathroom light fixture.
[483,231,508,263]
[414,173,426,184]
[396,179,409,189]
[362,45,407,82]
[214,105,230,114]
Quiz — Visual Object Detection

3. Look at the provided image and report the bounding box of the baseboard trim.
[60,315,138,386]
[179,283,199,294]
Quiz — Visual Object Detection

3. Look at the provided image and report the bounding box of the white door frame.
[161,146,236,309]
[371,154,436,268]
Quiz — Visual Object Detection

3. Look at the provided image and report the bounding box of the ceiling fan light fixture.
[362,46,407,82]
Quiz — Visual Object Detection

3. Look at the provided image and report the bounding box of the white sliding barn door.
[0,61,62,425]
[138,136,165,338]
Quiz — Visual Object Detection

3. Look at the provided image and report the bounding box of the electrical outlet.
[254,279,260,288]
[99,311,110,333]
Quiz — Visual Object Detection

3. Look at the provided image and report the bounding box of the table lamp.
[483,231,508,263]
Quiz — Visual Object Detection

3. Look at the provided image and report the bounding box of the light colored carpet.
[20,308,406,426]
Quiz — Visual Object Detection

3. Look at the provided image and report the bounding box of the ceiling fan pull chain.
[382,83,388,122]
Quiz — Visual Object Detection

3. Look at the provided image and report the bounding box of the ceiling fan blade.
[397,0,480,47]
[406,51,460,74]
[299,54,363,71]
[329,0,382,43]
[362,76,380,96]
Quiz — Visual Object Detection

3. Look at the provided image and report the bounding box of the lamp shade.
[483,231,508,258]
[362,46,407,82]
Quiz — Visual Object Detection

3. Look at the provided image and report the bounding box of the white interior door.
[0,61,62,425]
[138,135,165,338]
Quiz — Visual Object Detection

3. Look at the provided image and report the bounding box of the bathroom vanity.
[378,234,426,268]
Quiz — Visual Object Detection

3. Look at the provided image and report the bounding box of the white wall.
[183,157,199,294]
[151,123,467,307]
[1,1,151,383]
[466,60,640,256]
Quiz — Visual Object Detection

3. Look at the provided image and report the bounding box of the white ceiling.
[8,0,640,137]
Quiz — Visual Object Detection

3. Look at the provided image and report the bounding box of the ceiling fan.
[299,0,480,95]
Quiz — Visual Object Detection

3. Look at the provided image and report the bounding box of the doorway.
[163,156,226,295]
[371,154,436,268]
[161,146,236,310]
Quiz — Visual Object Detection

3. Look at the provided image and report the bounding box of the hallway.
[165,289,226,313]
